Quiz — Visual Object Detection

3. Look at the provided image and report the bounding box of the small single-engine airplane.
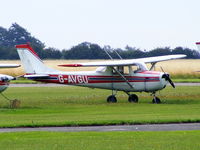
[0,64,20,93]
[16,44,186,103]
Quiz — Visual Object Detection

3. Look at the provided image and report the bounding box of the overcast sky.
[1,0,200,50]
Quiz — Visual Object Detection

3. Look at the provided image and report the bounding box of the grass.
[0,131,200,150]
[0,86,200,127]
[11,78,37,84]
[173,78,200,83]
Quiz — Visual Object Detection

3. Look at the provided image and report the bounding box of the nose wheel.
[151,92,161,104]
[152,96,161,104]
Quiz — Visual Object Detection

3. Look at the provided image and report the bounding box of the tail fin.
[16,44,58,74]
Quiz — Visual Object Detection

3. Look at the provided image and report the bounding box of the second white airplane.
[0,64,20,93]
[16,44,186,103]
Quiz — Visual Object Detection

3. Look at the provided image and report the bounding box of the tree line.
[0,23,199,60]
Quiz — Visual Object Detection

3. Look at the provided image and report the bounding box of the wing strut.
[150,62,157,71]
[112,67,133,88]
[103,48,123,60]
[103,49,113,60]
[114,50,123,59]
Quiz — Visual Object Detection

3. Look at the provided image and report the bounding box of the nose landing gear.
[151,92,161,104]
[152,96,161,104]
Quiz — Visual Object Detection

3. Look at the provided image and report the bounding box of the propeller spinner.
[162,73,175,88]
[160,67,175,88]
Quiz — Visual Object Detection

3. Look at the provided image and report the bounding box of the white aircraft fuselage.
[28,69,167,93]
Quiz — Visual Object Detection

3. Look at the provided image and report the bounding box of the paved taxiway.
[0,123,200,132]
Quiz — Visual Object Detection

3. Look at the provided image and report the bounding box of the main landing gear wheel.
[107,95,117,103]
[152,97,161,104]
[128,94,138,103]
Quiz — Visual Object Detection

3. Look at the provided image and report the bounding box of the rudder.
[16,44,57,74]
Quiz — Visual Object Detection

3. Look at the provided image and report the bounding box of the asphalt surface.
[0,123,200,133]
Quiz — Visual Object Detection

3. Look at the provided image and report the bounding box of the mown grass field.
[0,131,200,150]
[0,86,200,127]
[1,59,200,79]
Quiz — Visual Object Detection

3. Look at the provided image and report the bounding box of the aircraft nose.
[161,73,175,88]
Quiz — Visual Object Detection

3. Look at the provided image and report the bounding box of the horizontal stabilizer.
[0,64,20,68]
[23,74,49,78]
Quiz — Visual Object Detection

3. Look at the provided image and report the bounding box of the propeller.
[160,67,175,88]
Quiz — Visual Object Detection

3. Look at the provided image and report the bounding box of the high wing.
[58,54,186,67]
[0,64,20,68]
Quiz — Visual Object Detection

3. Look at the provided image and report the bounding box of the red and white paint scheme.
[16,44,186,103]
[0,64,20,93]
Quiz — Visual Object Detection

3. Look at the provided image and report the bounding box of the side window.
[113,66,131,75]
[113,66,124,74]
[132,64,143,73]
[123,66,130,74]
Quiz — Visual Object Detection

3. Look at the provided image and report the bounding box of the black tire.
[152,97,161,104]
[107,95,117,103]
[128,94,138,103]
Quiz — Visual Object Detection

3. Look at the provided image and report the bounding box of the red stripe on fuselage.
[33,74,160,84]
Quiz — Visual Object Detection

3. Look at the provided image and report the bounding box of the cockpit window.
[131,65,140,73]
[133,63,148,73]
[96,67,106,72]
[113,66,131,75]
[112,63,148,75]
